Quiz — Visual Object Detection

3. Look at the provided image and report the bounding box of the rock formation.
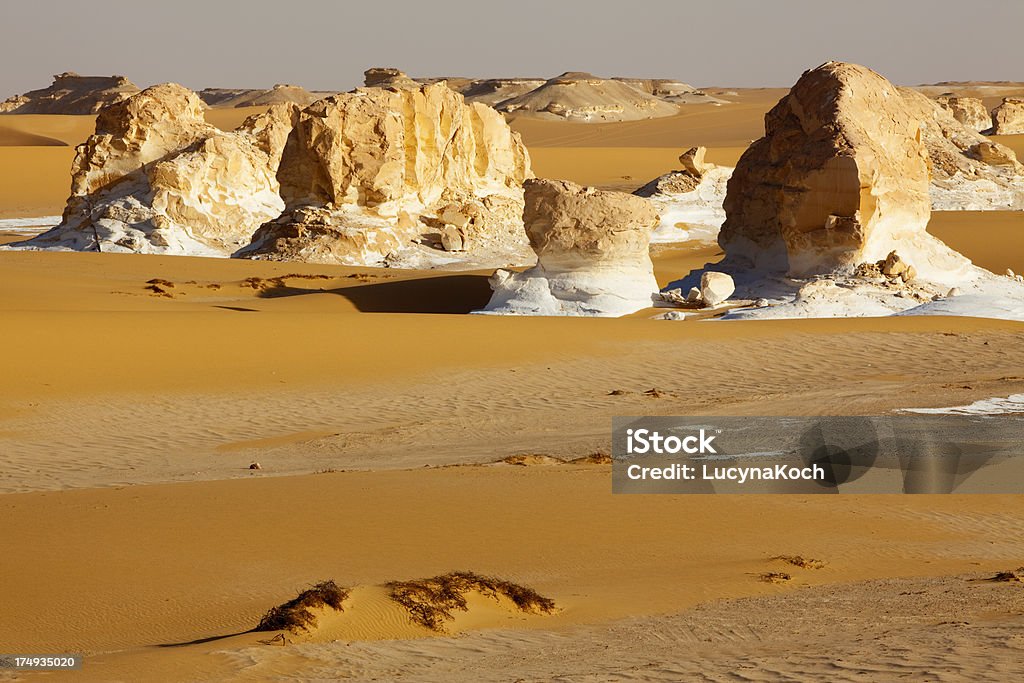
[198,84,322,108]
[612,78,726,105]
[719,62,970,280]
[496,72,680,122]
[671,62,1024,322]
[935,95,991,132]
[238,82,533,265]
[481,179,659,316]
[992,97,1024,134]
[900,88,1024,210]
[0,72,139,114]
[363,67,419,89]
[16,84,297,255]
[634,146,733,243]
[459,78,547,107]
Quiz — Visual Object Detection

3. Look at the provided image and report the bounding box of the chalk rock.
[678,146,713,177]
[634,146,732,243]
[14,84,297,255]
[0,72,140,114]
[240,83,532,265]
[719,62,970,279]
[480,178,659,316]
[935,96,992,132]
[700,272,735,306]
[992,98,1024,135]
[900,89,1024,210]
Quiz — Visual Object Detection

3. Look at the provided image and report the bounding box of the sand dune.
[2,90,1024,681]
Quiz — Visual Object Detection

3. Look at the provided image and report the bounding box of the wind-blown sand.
[1,93,1024,681]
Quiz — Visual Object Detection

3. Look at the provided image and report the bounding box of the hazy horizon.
[2,0,1021,97]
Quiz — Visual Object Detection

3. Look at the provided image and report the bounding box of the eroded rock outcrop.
[719,62,972,279]
[481,179,659,316]
[197,84,322,108]
[239,82,533,265]
[673,62,1024,322]
[363,68,419,89]
[0,72,140,114]
[992,97,1024,134]
[634,146,733,243]
[16,84,297,255]
[900,88,1024,210]
[935,95,991,132]
[496,72,680,122]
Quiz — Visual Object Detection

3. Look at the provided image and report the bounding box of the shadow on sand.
[252,274,495,314]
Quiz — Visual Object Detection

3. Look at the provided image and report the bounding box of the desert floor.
[1,89,1024,681]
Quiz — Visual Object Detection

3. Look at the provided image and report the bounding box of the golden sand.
[1,95,1024,681]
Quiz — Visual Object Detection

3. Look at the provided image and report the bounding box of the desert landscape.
[2,2,1024,681]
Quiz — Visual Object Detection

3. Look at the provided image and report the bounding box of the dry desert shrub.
[385,571,556,631]
[986,567,1024,583]
[255,580,350,633]
[772,555,826,570]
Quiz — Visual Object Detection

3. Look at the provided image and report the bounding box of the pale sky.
[2,0,1020,97]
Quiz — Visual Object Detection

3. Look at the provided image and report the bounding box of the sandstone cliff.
[481,178,659,317]
[0,72,140,115]
[935,95,991,132]
[992,97,1024,134]
[16,84,297,255]
[239,82,533,266]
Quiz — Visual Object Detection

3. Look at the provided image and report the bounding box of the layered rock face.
[719,62,972,278]
[992,97,1024,134]
[240,83,532,265]
[0,72,140,114]
[900,89,1024,210]
[363,67,419,89]
[481,179,659,317]
[197,84,322,108]
[935,95,991,132]
[459,78,547,107]
[634,146,733,243]
[19,84,297,255]
[496,72,680,122]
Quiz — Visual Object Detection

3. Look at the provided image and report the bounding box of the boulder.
[239,82,532,265]
[719,62,971,278]
[992,97,1024,134]
[935,95,991,132]
[14,84,298,255]
[700,272,735,306]
[480,178,659,316]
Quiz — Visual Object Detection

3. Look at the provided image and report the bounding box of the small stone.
[662,310,686,320]
[947,287,961,297]
[1006,268,1016,278]
[754,298,769,307]
[249,462,262,470]
[686,287,702,303]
